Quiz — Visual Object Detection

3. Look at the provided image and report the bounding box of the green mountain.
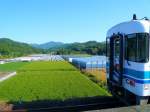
[48,41,106,55]
[0,38,42,58]
[0,38,106,58]
[31,41,64,49]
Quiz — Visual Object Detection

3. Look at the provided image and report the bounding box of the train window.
[114,37,120,60]
[137,33,149,62]
[114,36,120,72]
[125,33,149,63]
[126,34,137,62]
[106,38,110,73]
[106,38,110,58]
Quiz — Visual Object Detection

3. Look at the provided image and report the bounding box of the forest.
[0,38,106,58]
[48,41,106,55]
[0,38,43,58]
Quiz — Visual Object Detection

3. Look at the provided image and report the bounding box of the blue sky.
[0,0,149,44]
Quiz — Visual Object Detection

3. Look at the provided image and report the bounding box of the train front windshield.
[125,33,149,63]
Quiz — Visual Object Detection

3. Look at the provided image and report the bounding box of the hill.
[0,38,106,58]
[48,41,106,55]
[0,38,42,58]
[31,41,64,49]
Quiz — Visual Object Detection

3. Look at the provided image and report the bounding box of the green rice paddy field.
[0,61,109,103]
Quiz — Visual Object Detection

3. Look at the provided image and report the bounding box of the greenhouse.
[71,56,106,69]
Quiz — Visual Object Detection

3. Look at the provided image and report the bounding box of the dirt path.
[0,72,17,111]
[0,72,11,78]
[0,72,16,82]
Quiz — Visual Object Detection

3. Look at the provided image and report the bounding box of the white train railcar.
[106,15,150,105]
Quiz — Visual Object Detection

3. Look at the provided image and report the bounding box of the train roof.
[107,20,150,37]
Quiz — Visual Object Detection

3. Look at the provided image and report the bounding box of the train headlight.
[144,84,149,90]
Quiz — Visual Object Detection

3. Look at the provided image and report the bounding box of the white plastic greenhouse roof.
[72,56,106,63]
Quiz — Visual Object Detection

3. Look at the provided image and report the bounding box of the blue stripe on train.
[123,75,150,84]
[124,68,150,83]
[124,68,150,79]
[106,65,150,83]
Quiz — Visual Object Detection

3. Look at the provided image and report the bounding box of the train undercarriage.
[107,79,150,105]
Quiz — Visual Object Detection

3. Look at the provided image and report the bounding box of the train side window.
[106,38,110,73]
[114,37,120,59]
[106,38,110,58]
[125,34,137,62]
[114,36,120,72]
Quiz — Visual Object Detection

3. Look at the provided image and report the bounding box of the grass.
[0,61,109,103]
[0,62,28,72]
[18,61,77,71]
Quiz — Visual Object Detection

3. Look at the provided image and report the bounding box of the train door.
[109,34,124,86]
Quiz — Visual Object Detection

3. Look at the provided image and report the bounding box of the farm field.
[18,61,77,71]
[0,61,109,104]
[0,62,28,72]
